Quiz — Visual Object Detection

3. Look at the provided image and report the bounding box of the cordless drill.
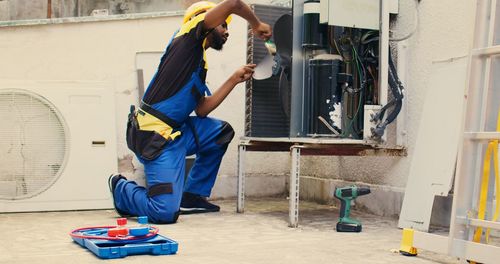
[334,186,371,232]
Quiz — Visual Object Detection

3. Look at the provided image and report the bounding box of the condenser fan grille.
[0,89,67,200]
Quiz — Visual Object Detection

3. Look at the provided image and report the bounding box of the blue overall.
[113,32,234,224]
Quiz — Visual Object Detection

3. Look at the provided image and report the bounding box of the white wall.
[0,10,288,194]
[0,0,476,217]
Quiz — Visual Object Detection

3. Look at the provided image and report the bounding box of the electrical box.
[321,0,399,30]
[363,105,383,140]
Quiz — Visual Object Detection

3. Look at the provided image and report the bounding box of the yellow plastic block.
[399,228,418,256]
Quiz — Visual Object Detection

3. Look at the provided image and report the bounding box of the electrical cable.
[361,31,378,45]
[360,31,379,104]
[367,65,378,103]
[384,72,403,123]
[328,26,342,56]
[352,49,365,135]
[370,48,405,139]
[341,43,365,137]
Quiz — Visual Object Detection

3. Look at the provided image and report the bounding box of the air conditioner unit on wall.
[0,80,117,212]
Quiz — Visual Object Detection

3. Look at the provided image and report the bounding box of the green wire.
[343,47,364,138]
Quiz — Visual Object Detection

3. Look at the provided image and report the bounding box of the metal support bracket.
[237,144,246,213]
[289,145,302,228]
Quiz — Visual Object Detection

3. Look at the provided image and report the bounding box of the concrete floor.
[0,198,460,264]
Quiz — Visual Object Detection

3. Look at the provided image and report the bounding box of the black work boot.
[180,192,220,215]
[107,174,132,217]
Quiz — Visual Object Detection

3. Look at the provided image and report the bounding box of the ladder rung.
[472,45,500,57]
[464,132,500,140]
[467,218,500,230]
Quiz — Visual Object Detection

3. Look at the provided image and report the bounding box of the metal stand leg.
[289,146,301,228]
[237,144,246,213]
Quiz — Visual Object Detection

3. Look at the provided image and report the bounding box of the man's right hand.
[231,64,256,84]
[253,22,272,40]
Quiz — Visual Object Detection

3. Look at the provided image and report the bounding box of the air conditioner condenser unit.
[0,80,117,212]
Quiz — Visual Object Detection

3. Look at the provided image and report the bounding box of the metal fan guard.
[0,89,69,200]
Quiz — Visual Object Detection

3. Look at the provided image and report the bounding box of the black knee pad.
[147,183,179,224]
[216,121,235,146]
[147,183,173,197]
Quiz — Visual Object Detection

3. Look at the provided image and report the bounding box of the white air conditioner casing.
[0,80,117,212]
[320,0,399,30]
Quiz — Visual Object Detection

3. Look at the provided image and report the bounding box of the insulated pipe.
[378,0,389,108]
[290,0,306,136]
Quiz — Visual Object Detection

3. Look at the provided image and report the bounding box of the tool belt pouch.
[126,105,168,161]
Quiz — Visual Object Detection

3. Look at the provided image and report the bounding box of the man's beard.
[210,31,225,51]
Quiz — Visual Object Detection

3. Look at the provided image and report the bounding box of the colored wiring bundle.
[69,225,159,242]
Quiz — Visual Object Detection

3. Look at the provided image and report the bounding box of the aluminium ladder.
[400,0,500,263]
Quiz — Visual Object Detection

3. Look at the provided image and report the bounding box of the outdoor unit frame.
[245,0,407,149]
